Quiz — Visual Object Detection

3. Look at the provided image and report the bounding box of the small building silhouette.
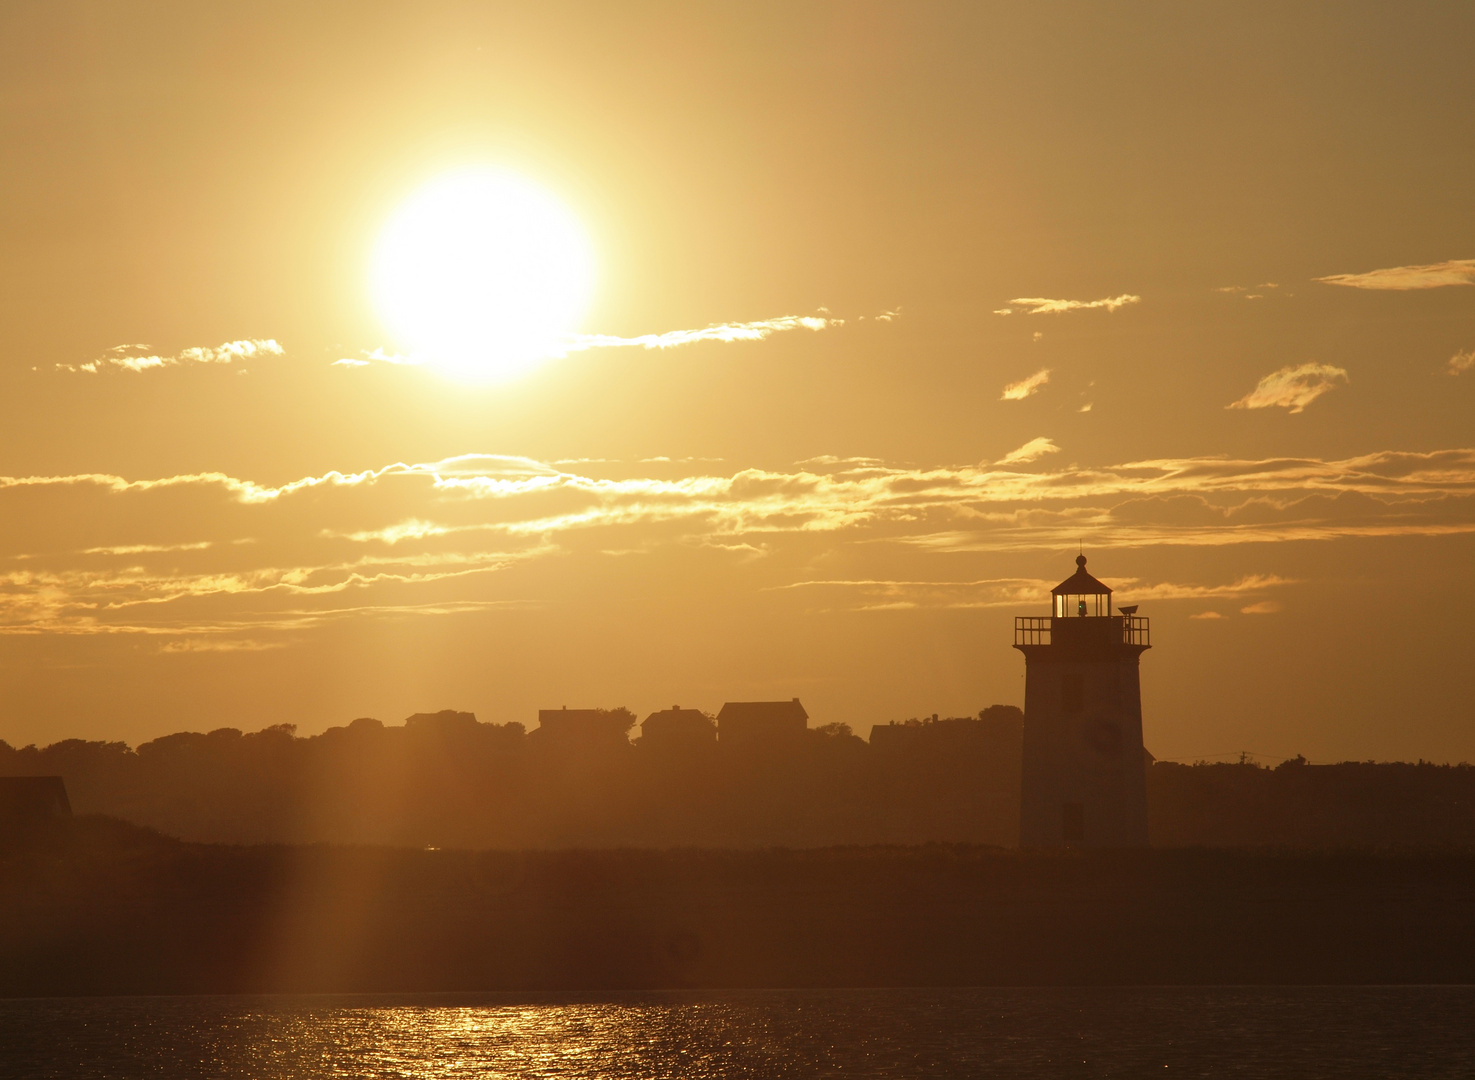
[869,713,939,752]
[868,709,1024,846]
[717,699,808,750]
[639,706,716,751]
[869,706,1023,757]
[1013,555,1151,847]
[534,707,635,749]
[0,776,72,824]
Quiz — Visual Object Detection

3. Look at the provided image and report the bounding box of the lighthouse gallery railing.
[1013,615,1150,647]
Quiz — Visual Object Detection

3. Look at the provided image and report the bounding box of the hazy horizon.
[1,1,1472,763]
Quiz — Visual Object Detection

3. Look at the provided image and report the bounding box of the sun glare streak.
[370,168,595,383]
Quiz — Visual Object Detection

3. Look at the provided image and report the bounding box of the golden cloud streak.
[7,451,1475,524]
[61,339,283,373]
[997,437,1059,464]
[0,548,540,632]
[895,520,1475,553]
[336,315,849,368]
[1228,363,1348,413]
[0,600,520,639]
[564,315,838,351]
[1316,259,1475,291]
[0,448,1470,635]
[1000,370,1051,401]
[998,294,1141,315]
[772,573,1294,612]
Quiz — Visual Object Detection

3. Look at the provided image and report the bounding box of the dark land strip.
[4,817,1475,995]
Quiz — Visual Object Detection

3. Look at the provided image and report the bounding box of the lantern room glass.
[1054,592,1111,618]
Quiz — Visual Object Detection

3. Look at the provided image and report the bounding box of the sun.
[370,168,595,382]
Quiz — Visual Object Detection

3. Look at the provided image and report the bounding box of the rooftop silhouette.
[6,701,1472,850]
[0,703,1021,848]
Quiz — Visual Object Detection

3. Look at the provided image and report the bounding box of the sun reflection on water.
[2,988,1474,1079]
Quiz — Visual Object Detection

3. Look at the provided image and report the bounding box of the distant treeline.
[0,708,1023,848]
[5,711,1475,848]
[1148,757,1475,847]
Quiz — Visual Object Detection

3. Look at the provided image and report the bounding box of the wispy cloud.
[1449,348,1475,376]
[566,315,838,352]
[900,519,1475,554]
[329,520,451,545]
[1228,363,1348,413]
[11,448,1475,518]
[1,448,1471,636]
[0,547,542,636]
[333,347,410,368]
[1316,259,1475,291]
[1111,574,1296,603]
[771,573,1292,613]
[81,541,213,556]
[1000,368,1051,401]
[1215,283,1280,298]
[335,314,851,368]
[771,576,1049,611]
[997,438,1060,465]
[1240,600,1283,614]
[63,339,283,373]
[995,295,1140,316]
[159,638,287,653]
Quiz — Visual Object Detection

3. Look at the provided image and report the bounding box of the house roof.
[641,707,711,727]
[716,699,809,725]
[1051,554,1112,595]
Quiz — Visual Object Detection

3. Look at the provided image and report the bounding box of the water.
[0,987,1471,1079]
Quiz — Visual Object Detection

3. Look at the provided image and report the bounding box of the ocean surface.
[0,987,1472,1079]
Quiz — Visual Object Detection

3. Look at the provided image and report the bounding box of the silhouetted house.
[869,714,938,752]
[0,776,72,824]
[717,699,808,751]
[1013,554,1151,848]
[639,706,716,751]
[404,710,480,734]
[870,707,1024,759]
[866,709,1024,847]
[534,707,635,750]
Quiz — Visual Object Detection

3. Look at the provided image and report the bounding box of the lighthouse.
[1014,555,1151,847]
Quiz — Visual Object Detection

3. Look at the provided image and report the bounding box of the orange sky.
[1,2,1472,762]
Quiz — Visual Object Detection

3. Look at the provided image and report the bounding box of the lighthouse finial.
[1076,553,1087,569]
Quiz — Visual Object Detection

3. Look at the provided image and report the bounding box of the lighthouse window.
[1055,593,1109,617]
[1062,673,1084,714]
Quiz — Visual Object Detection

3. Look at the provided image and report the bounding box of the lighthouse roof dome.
[1051,554,1112,595]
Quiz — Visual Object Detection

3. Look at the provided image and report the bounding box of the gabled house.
[716,698,809,750]
[639,706,716,751]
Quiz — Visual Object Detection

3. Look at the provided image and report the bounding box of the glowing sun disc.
[370,168,595,381]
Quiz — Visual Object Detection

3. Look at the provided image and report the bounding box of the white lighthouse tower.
[1014,554,1151,847]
